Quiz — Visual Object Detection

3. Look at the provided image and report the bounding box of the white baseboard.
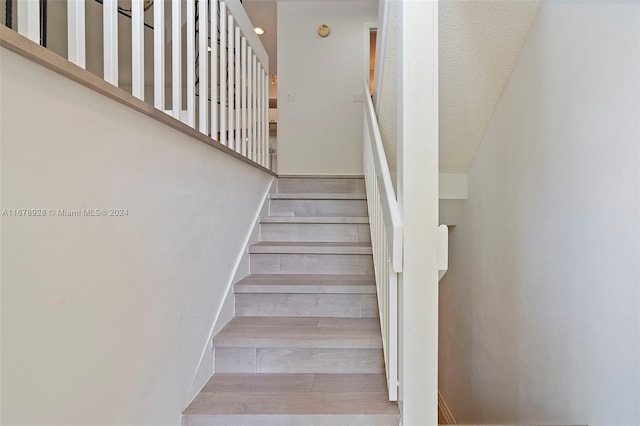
[183,178,274,403]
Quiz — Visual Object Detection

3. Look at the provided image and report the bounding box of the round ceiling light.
[254,27,265,35]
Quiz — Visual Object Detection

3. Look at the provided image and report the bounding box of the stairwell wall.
[277,1,377,175]
[0,48,273,425]
[439,2,640,425]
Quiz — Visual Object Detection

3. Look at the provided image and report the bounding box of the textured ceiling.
[439,0,542,173]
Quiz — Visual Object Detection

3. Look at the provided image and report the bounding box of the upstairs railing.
[7,0,270,170]
[363,79,402,402]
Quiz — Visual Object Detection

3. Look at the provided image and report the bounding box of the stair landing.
[183,373,399,426]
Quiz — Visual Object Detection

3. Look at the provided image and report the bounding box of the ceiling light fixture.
[254,27,265,35]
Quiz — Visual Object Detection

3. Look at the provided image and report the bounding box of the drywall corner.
[439,173,467,226]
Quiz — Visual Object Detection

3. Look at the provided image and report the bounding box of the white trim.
[397,0,439,422]
[183,178,274,400]
[438,224,449,281]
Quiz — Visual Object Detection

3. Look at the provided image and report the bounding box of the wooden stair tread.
[269,193,367,200]
[184,373,399,416]
[234,274,376,294]
[249,241,372,254]
[214,316,382,348]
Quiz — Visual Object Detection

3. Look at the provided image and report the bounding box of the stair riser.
[260,223,371,243]
[235,294,379,318]
[215,347,384,374]
[277,178,365,194]
[183,414,399,426]
[250,254,374,275]
[270,199,367,217]
[234,284,376,294]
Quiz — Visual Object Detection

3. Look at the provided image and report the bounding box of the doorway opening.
[369,28,377,95]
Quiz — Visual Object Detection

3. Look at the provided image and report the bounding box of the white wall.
[0,48,273,425]
[277,1,377,175]
[439,2,640,425]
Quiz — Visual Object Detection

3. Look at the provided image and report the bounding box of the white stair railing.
[12,0,270,170]
[362,80,402,402]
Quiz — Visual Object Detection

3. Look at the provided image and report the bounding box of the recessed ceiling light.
[254,27,265,35]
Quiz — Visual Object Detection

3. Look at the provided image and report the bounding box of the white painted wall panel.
[277,1,377,175]
[439,3,640,424]
[0,48,272,426]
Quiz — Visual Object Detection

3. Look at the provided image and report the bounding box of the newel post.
[396,0,439,424]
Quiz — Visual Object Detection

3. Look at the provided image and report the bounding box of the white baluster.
[103,0,118,85]
[227,15,235,150]
[388,260,398,402]
[247,47,253,161]
[257,65,262,165]
[186,0,195,126]
[210,0,218,138]
[18,0,40,43]
[219,2,226,145]
[132,0,144,100]
[172,0,181,119]
[252,54,258,161]
[241,36,247,157]
[264,70,269,168]
[198,0,208,134]
[234,27,241,153]
[154,0,165,110]
[67,0,86,68]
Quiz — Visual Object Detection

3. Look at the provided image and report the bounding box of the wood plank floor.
[214,316,382,348]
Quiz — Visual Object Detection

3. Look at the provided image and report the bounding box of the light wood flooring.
[182,177,399,426]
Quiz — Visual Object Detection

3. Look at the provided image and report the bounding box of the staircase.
[183,176,400,426]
